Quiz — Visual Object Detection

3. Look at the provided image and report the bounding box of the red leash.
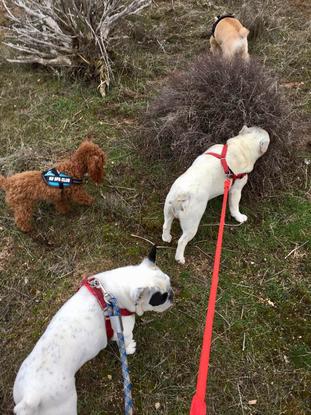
[190,178,232,415]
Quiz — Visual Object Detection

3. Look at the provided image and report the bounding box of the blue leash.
[90,278,134,415]
[106,296,134,415]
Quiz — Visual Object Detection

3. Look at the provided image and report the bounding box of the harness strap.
[42,168,82,189]
[80,277,134,339]
[51,168,64,190]
[205,144,246,183]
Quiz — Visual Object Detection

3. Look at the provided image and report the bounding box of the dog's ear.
[87,155,104,183]
[239,27,249,38]
[239,125,249,135]
[259,139,269,154]
[147,245,157,263]
[131,287,150,316]
[84,135,93,142]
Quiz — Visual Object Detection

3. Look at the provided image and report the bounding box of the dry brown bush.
[1,0,151,95]
[138,54,298,195]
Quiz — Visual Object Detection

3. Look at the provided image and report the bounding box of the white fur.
[162,126,270,264]
[13,259,172,415]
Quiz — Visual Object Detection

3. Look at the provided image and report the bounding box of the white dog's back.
[13,288,106,415]
[165,144,225,219]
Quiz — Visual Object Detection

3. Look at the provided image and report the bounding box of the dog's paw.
[162,232,172,243]
[175,255,185,265]
[126,340,136,355]
[84,196,95,206]
[234,213,248,223]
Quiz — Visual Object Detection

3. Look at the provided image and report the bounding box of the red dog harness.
[205,144,246,183]
[81,276,134,339]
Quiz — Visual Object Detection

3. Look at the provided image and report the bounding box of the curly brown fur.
[0,139,106,232]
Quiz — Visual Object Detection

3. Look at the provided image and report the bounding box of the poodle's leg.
[70,188,94,206]
[13,203,34,232]
[162,202,174,243]
[54,199,71,214]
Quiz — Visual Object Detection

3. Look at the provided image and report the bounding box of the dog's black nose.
[168,289,174,302]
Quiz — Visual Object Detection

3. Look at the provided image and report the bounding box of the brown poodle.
[0,139,106,232]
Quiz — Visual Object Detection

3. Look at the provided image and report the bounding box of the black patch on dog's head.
[149,291,168,306]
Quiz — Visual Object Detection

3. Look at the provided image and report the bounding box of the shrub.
[2,0,151,95]
[139,54,297,195]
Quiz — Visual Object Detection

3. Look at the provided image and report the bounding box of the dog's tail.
[239,27,249,38]
[0,175,7,191]
[169,193,191,217]
[14,395,40,415]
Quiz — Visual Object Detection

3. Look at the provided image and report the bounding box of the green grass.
[0,1,310,414]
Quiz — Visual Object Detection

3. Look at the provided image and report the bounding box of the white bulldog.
[162,126,270,264]
[13,247,173,415]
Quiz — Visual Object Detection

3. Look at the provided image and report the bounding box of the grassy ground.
[0,1,310,414]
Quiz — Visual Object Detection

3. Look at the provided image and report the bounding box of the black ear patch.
[149,291,168,306]
[148,245,157,263]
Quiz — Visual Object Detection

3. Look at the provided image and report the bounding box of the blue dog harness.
[42,168,82,189]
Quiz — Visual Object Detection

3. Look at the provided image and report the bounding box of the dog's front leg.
[71,188,94,206]
[122,315,136,355]
[54,199,71,214]
[229,175,248,223]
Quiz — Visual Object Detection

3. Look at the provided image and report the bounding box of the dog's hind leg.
[175,211,203,264]
[13,203,34,232]
[162,202,174,243]
[71,188,94,206]
[54,199,70,214]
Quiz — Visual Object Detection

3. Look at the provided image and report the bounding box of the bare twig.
[284,240,308,259]
[130,234,154,245]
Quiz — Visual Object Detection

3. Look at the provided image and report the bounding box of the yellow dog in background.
[210,14,250,61]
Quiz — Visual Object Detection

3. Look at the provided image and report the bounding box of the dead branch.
[2,0,152,95]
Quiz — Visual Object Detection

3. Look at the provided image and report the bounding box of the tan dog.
[0,139,106,232]
[210,14,250,61]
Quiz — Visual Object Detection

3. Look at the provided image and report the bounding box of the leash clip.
[89,277,109,312]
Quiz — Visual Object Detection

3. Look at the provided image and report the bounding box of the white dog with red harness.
[13,247,173,415]
[162,126,270,264]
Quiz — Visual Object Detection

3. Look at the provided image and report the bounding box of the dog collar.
[42,168,82,189]
[210,13,235,37]
[205,144,246,183]
[80,276,134,340]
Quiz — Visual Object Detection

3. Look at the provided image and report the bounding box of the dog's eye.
[149,292,168,306]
